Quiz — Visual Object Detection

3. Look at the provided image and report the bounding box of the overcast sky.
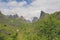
[0,0,60,20]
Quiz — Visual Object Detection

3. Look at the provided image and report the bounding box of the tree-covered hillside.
[0,11,60,40]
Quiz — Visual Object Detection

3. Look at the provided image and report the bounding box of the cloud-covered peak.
[0,0,60,20]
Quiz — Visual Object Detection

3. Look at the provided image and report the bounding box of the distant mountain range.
[0,11,60,23]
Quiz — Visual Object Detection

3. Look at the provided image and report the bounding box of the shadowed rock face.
[8,14,18,19]
[32,17,38,22]
[40,11,46,18]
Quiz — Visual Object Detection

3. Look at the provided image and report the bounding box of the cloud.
[31,0,60,13]
[0,0,60,20]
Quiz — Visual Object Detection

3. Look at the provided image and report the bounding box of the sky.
[0,0,60,20]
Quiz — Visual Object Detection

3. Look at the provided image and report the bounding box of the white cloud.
[7,1,27,7]
[0,0,60,20]
[31,0,60,13]
[7,1,18,7]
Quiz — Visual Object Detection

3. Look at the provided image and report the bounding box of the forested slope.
[0,11,60,40]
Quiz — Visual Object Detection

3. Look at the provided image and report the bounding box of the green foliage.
[0,11,60,40]
[52,11,60,20]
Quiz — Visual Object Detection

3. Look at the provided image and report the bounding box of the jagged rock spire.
[40,10,45,18]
